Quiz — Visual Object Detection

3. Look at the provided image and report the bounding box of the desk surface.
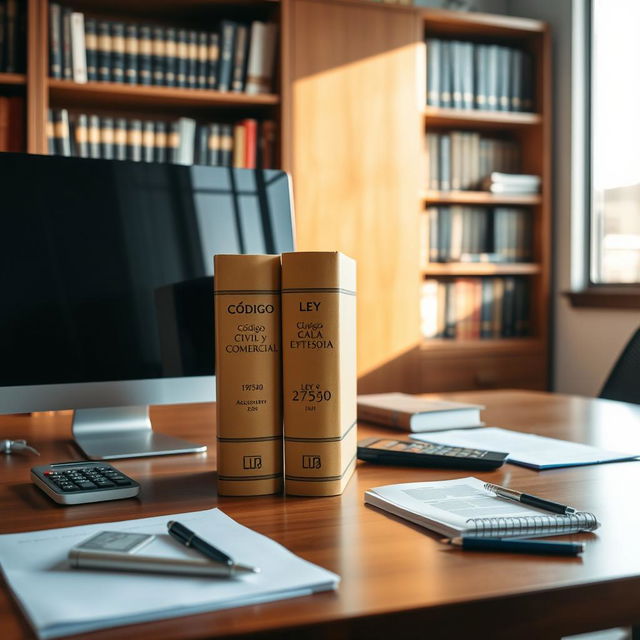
[2,390,640,639]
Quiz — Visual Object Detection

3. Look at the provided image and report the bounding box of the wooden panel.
[26,0,48,154]
[0,73,26,85]
[422,190,542,206]
[422,263,541,276]
[287,0,422,390]
[424,106,542,129]
[4,393,640,639]
[417,351,547,392]
[48,79,280,110]
[420,337,543,353]
[420,7,546,37]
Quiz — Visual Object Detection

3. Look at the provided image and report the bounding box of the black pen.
[484,482,577,515]
[167,521,259,574]
[446,537,585,556]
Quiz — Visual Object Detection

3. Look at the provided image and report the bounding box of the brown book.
[6,97,24,152]
[233,122,245,168]
[213,254,283,496]
[0,97,9,151]
[281,251,357,496]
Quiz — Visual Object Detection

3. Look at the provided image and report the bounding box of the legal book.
[124,23,138,84]
[197,31,208,89]
[138,25,152,85]
[231,24,249,92]
[357,392,483,432]
[61,7,72,80]
[97,20,111,83]
[87,114,99,158]
[100,116,114,160]
[217,20,236,92]
[482,172,541,194]
[206,32,220,89]
[152,25,165,86]
[245,22,277,94]
[70,12,86,83]
[174,116,196,165]
[84,18,97,81]
[213,254,283,496]
[281,251,357,497]
[49,3,62,79]
[365,477,600,539]
[111,21,125,84]
[186,29,197,89]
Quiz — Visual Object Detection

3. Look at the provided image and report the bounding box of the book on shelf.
[357,392,484,432]
[426,131,520,192]
[48,4,278,96]
[245,22,277,95]
[420,276,529,340]
[70,12,86,83]
[61,6,72,80]
[281,251,357,497]
[422,205,532,264]
[48,109,277,169]
[0,94,22,151]
[214,254,283,496]
[0,0,25,74]
[482,171,541,194]
[365,477,599,539]
[426,37,534,113]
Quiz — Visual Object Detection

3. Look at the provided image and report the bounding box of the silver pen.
[484,482,577,515]
[69,548,259,577]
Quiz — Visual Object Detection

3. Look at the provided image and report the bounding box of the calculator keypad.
[43,466,133,493]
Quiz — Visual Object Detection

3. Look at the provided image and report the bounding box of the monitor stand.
[72,406,207,460]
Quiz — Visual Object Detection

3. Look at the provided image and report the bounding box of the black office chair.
[599,328,640,405]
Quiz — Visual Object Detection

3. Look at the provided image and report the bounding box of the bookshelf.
[0,72,26,85]
[4,0,550,394]
[418,9,551,391]
[21,0,282,162]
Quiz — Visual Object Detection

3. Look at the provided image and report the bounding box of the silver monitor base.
[72,406,207,460]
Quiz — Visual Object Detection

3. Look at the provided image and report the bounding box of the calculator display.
[76,531,154,554]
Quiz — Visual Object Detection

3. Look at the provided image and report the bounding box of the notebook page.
[365,477,550,536]
[410,427,639,469]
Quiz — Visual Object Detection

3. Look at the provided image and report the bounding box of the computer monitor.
[0,153,295,459]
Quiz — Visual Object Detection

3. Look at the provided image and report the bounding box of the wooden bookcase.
[415,8,552,392]
[8,0,551,394]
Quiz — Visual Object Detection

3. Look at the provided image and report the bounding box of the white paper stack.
[0,508,339,639]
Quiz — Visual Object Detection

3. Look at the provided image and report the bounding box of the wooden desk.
[2,390,640,639]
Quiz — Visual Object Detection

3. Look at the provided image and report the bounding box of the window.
[590,0,640,284]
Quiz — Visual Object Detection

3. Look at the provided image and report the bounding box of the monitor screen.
[0,153,294,391]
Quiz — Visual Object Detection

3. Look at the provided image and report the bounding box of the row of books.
[0,0,24,73]
[47,109,276,169]
[422,206,532,264]
[426,38,534,112]
[49,3,277,94]
[421,277,530,340]
[426,131,520,192]
[0,95,22,151]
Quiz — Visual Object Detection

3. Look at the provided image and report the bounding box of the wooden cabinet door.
[283,0,423,392]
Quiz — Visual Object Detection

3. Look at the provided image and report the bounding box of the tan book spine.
[214,254,283,496]
[281,251,357,497]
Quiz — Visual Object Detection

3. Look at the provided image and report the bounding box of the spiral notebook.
[364,477,600,539]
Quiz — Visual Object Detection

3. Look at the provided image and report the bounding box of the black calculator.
[357,437,508,470]
[31,461,140,505]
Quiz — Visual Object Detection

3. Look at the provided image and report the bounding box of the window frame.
[567,0,640,307]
